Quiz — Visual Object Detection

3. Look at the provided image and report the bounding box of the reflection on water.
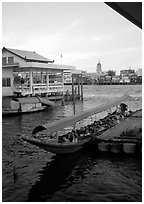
[2,85,142,202]
[27,151,91,201]
[27,151,142,202]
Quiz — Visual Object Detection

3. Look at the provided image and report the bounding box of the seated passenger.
[84,127,90,136]
[71,130,78,142]
[75,130,80,142]
[67,132,74,142]
[58,136,65,143]
[120,103,128,116]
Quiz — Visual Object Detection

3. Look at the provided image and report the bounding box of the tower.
[96,60,102,73]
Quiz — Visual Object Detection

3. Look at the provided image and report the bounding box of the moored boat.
[2,96,53,116]
[22,95,133,154]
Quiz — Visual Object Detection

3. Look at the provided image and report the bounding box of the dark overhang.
[105,2,142,29]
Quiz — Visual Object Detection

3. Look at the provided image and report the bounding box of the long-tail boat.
[22,95,130,154]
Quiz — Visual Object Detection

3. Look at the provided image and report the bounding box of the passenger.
[89,126,95,134]
[58,136,65,143]
[120,103,128,116]
[75,130,79,142]
[93,121,98,126]
[79,126,86,134]
[104,124,109,129]
[111,117,117,126]
[84,127,90,136]
[87,125,91,132]
[67,132,74,142]
[116,105,121,115]
[125,107,132,117]
[62,134,69,142]
[71,130,77,142]
[128,110,133,116]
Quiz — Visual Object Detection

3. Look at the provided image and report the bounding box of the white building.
[136,68,142,76]
[2,47,76,97]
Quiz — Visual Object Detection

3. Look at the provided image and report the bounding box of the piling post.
[61,71,65,106]
[77,74,80,100]
[72,74,76,114]
[72,74,74,99]
[80,74,83,101]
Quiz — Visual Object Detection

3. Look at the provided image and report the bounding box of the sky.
[2,2,142,74]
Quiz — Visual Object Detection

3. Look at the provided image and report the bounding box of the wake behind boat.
[22,95,132,154]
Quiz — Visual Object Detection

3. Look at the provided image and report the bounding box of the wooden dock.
[97,117,142,141]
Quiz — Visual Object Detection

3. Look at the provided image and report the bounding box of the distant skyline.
[2,2,142,74]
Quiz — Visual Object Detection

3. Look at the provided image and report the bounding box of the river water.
[2,85,142,202]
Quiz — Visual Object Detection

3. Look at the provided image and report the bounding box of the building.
[2,47,75,97]
[120,76,130,83]
[136,68,142,76]
[96,60,102,73]
[120,69,135,77]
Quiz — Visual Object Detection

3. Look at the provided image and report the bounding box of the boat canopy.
[32,95,130,135]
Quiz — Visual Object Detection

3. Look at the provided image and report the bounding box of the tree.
[108,70,116,76]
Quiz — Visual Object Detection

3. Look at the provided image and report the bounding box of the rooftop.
[2,47,54,63]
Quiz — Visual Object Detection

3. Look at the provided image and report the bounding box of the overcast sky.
[2,2,142,74]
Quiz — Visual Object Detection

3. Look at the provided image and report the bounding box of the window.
[8,57,14,64]
[32,72,46,84]
[2,78,11,87]
[2,57,7,65]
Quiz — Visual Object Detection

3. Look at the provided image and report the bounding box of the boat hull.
[2,106,46,116]
[22,137,93,154]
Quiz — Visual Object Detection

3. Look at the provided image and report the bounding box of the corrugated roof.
[3,47,53,63]
[17,97,41,104]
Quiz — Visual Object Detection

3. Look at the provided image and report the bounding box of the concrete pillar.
[81,74,83,101]
[41,72,43,83]
[46,70,49,96]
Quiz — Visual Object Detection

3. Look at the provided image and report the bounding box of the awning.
[105,2,142,29]
[32,95,130,135]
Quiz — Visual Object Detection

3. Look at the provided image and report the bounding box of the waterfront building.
[120,69,135,77]
[2,47,75,97]
[136,68,142,76]
[120,76,130,83]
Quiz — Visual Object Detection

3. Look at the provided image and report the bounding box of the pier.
[96,109,142,154]
[65,73,83,102]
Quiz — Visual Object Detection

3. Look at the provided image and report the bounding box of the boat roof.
[17,97,42,104]
[32,95,130,135]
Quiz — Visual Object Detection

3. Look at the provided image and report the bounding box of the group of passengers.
[58,103,132,143]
